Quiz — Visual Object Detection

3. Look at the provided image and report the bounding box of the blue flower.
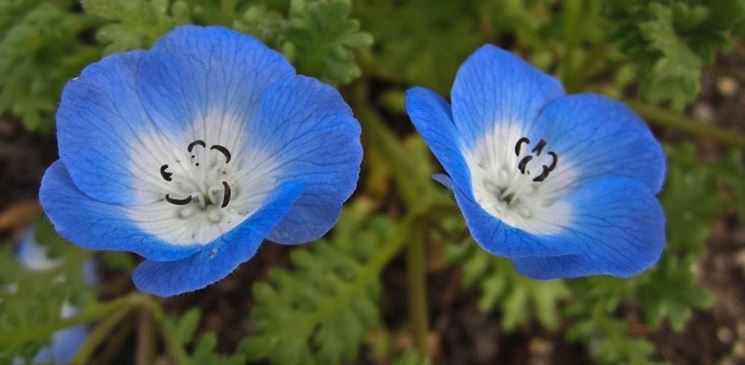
[405,45,666,279]
[39,25,362,296]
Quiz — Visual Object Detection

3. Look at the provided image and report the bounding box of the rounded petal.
[512,178,665,279]
[39,161,200,261]
[132,180,305,296]
[136,25,295,148]
[528,94,666,192]
[451,45,564,149]
[451,184,581,258]
[245,75,362,244]
[406,86,578,257]
[405,87,471,189]
[56,51,178,205]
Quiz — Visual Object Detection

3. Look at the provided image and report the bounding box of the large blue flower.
[406,45,665,279]
[40,25,362,296]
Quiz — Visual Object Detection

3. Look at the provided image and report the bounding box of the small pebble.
[693,103,715,123]
[717,76,739,97]
[737,323,745,339]
[719,327,734,343]
[734,249,745,268]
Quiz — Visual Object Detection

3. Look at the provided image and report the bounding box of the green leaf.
[283,0,373,85]
[240,203,398,365]
[162,308,202,346]
[81,0,190,53]
[0,0,101,132]
[608,0,745,110]
[0,220,97,362]
[393,350,431,365]
[190,332,245,365]
[445,240,570,331]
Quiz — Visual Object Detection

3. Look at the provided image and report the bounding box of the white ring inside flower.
[125,111,280,245]
[464,122,575,235]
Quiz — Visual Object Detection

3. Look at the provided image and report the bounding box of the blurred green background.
[1,0,744,364]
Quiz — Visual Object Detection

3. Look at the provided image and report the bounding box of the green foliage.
[236,0,373,85]
[444,236,570,331]
[0,0,100,132]
[82,0,190,53]
[608,1,745,109]
[239,203,393,365]
[355,0,484,92]
[0,0,371,132]
[190,332,246,365]
[0,220,97,363]
[393,350,431,365]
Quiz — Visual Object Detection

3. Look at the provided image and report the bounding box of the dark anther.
[160,164,173,182]
[514,137,530,156]
[531,139,547,155]
[532,151,558,182]
[187,139,206,152]
[221,181,231,208]
[166,194,192,205]
[210,145,232,163]
[517,155,532,174]
[533,167,550,182]
[546,151,558,171]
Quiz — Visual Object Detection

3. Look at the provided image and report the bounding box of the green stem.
[351,82,437,208]
[153,311,192,365]
[136,310,156,365]
[72,306,134,365]
[406,221,429,356]
[560,0,583,90]
[628,101,745,149]
[0,294,141,346]
[351,81,443,358]
[0,293,190,365]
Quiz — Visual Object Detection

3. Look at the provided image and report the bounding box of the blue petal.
[451,45,564,149]
[405,87,470,189]
[56,51,161,205]
[246,76,362,244]
[406,86,578,257]
[528,94,666,192]
[451,184,581,258]
[39,161,200,261]
[512,178,665,279]
[132,180,305,296]
[136,25,295,140]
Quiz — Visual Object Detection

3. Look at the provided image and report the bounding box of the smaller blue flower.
[12,227,93,365]
[40,25,362,296]
[406,45,666,279]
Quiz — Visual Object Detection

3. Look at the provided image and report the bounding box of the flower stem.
[136,310,156,365]
[72,305,134,365]
[628,101,745,149]
[406,221,429,356]
[0,293,190,365]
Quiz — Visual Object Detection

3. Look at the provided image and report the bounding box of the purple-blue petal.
[132,180,305,297]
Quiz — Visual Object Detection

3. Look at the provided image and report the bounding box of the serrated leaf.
[190,332,245,365]
[240,203,397,365]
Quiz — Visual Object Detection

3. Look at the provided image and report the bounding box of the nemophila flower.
[40,25,362,296]
[11,227,94,365]
[406,45,665,279]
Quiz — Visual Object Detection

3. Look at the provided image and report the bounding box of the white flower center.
[126,113,280,246]
[464,123,575,235]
